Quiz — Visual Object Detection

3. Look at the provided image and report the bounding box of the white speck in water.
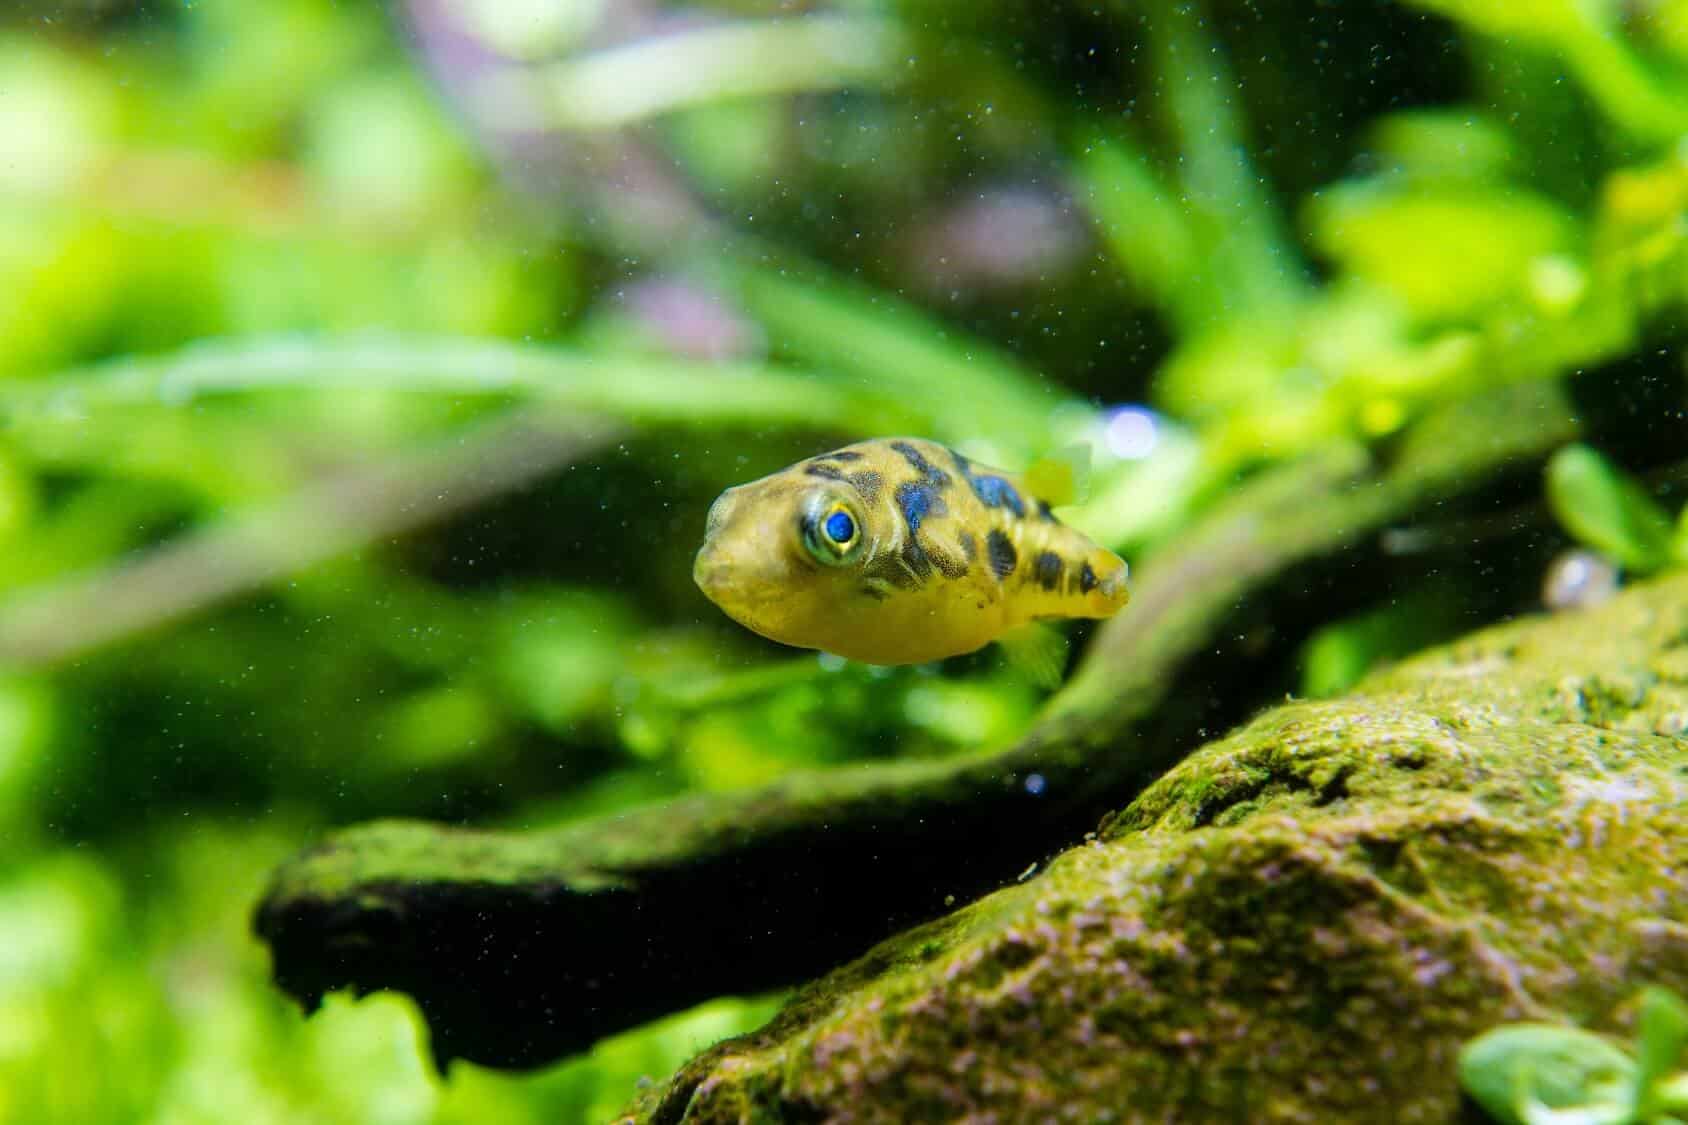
[1104,406,1159,460]
[1542,549,1619,611]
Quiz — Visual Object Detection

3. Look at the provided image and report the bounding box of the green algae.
[625,574,1688,1123]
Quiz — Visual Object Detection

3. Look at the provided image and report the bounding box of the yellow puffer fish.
[693,437,1129,665]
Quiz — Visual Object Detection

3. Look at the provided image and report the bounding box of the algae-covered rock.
[626,574,1688,1124]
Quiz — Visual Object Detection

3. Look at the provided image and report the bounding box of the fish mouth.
[694,547,759,610]
[693,549,730,601]
[693,550,790,641]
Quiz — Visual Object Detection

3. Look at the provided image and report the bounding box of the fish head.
[694,471,877,652]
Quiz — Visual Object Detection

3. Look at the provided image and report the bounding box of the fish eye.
[824,509,855,545]
[803,501,862,565]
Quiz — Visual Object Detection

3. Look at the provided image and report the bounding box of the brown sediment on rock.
[625,572,1688,1124]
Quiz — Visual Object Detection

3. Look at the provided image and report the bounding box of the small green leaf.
[1545,444,1675,573]
[1656,1071,1688,1114]
[1459,1023,1637,1125]
[1298,587,1460,698]
[1305,182,1576,322]
[1637,987,1688,1118]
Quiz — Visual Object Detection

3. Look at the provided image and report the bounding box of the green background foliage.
[1460,987,1688,1125]
[0,0,1683,1121]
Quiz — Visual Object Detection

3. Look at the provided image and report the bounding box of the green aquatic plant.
[1460,987,1688,1125]
[1546,444,1688,574]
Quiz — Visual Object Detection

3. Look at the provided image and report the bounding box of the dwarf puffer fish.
[693,438,1129,665]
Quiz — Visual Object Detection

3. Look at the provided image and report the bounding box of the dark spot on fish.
[901,538,933,581]
[824,449,864,461]
[1079,561,1098,594]
[805,463,848,482]
[1036,500,1057,523]
[848,470,882,505]
[970,474,1026,518]
[927,542,968,579]
[958,529,977,562]
[987,530,1017,581]
[950,445,1026,517]
[1034,551,1063,591]
[894,480,951,585]
[890,441,950,489]
[864,551,921,590]
[896,481,936,535]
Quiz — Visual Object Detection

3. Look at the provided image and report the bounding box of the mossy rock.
[623,574,1688,1123]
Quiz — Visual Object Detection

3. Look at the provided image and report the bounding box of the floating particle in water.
[1542,549,1619,611]
[1024,772,1046,795]
[1104,406,1160,460]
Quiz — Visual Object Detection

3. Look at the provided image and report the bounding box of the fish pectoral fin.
[1023,443,1092,507]
[996,621,1070,690]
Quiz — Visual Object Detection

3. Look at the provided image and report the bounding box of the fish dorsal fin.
[1022,443,1091,508]
[996,621,1070,690]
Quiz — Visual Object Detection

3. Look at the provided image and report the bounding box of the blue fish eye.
[824,509,856,544]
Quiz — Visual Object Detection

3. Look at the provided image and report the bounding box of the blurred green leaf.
[1299,589,1462,699]
[1638,988,1688,1119]
[1362,112,1519,185]
[529,14,906,130]
[1074,135,1202,331]
[0,336,914,434]
[0,674,54,837]
[901,675,1038,746]
[1132,0,1309,322]
[665,100,785,197]
[1459,1023,1638,1125]
[1404,0,1688,142]
[1546,444,1676,573]
[1306,183,1578,322]
[303,70,481,225]
[0,41,115,199]
[723,261,1072,459]
[492,588,637,733]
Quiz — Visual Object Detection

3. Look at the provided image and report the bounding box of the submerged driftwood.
[626,570,1688,1124]
[256,385,1578,1068]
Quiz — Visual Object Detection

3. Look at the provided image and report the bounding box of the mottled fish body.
[693,437,1129,665]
